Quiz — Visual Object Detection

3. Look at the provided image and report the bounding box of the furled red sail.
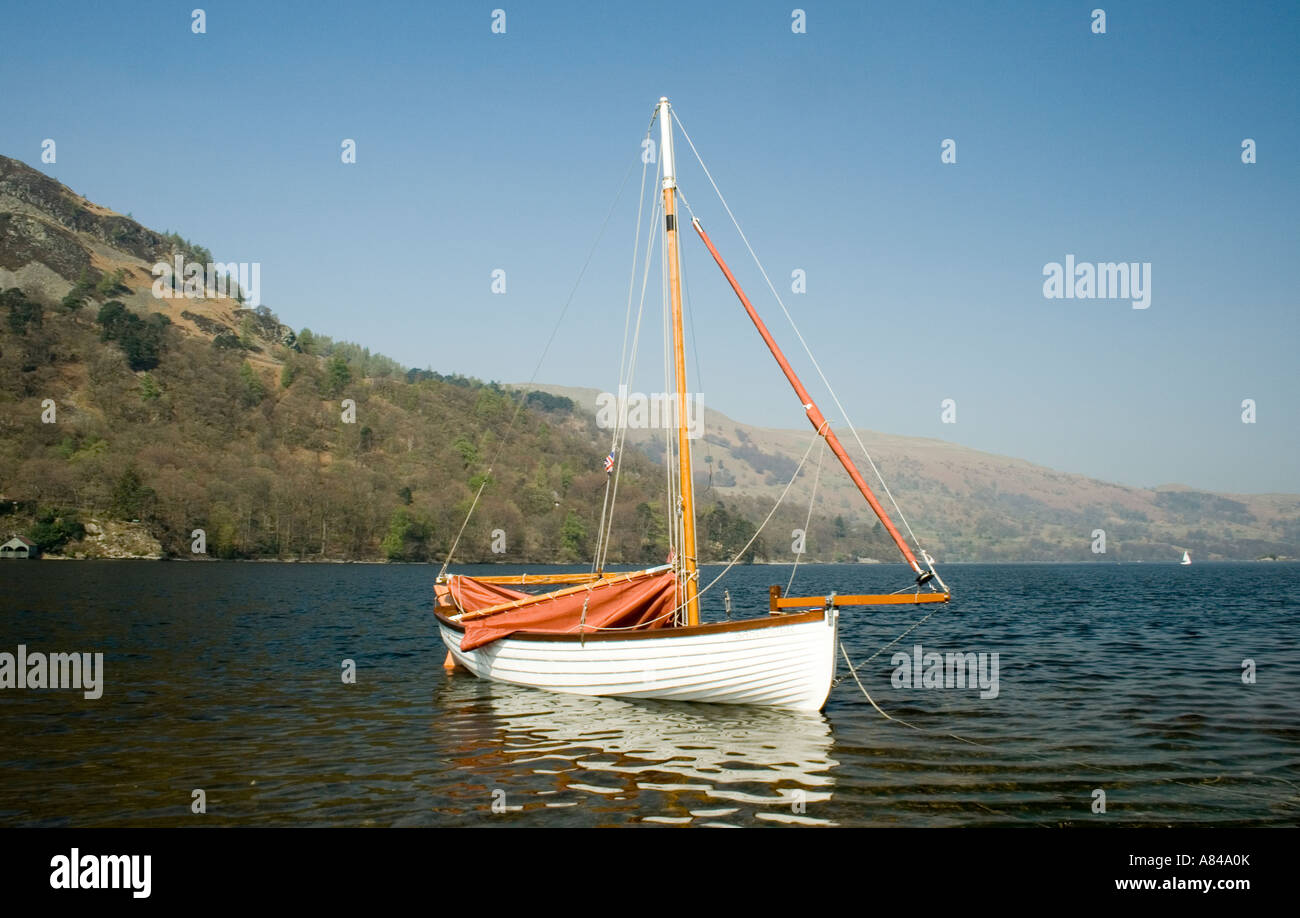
[440,570,678,650]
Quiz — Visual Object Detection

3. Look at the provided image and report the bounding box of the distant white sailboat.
[1181,550,1192,565]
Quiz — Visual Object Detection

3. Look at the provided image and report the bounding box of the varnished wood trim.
[453,567,666,621]
[773,591,949,609]
[433,608,826,642]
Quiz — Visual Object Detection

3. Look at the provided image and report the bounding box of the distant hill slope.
[1,153,1296,563]
[0,155,295,366]
[522,384,1300,562]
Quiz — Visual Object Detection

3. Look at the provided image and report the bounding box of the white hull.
[437,609,839,712]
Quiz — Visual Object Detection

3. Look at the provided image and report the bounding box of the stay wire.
[439,144,647,579]
[671,109,930,564]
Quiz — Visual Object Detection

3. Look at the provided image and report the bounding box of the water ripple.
[0,560,1296,826]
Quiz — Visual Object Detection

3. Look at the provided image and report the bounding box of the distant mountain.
[523,384,1300,562]
[2,153,1296,563]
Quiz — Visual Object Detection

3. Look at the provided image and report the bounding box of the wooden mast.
[658,97,701,625]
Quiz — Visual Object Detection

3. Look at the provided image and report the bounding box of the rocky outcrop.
[62,518,164,560]
[0,156,170,265]
[0,212,94,281]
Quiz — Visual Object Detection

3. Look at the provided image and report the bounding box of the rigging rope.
[670,110,933,571]
[597,196,661,572]
[586,422,827,629]
[833,602,947,687]
[699,428,821,595]
[786,437,827,595]
[438,142,648,580]
[593,165,658,573]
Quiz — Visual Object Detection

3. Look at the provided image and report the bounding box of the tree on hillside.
[324,355,351,396]
[28,507,85,552]
[96,301,169,371]
[561,509,588,561]
[94,269,128,299]
[380,507,434,561]
[238,360,266,407]
[2,287,43,335]
[109,466,155,521]
[139,372,161,401]
[61,271,95,315]
[699,502,762,563]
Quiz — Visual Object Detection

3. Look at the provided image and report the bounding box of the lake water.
[1,561,1296,827]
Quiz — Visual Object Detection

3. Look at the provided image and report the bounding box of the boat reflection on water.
[433,678,839,826]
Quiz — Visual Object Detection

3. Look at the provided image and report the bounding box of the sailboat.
[1181,550,1192,565]
[433,98,950,712]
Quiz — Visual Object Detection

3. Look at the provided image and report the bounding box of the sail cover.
[441,570,679,650]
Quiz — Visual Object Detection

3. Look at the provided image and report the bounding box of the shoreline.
[19,556,1297,565]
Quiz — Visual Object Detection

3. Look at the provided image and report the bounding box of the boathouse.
[0,535,38,559]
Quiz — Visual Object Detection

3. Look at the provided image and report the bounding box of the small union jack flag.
[603,450,615,473]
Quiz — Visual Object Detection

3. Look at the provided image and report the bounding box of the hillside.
[0,155,683,563]
[1,153,1297,563]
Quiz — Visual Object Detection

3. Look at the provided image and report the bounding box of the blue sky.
[3,1,1297,493]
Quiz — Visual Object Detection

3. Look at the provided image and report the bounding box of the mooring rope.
[837,639,1300,811]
